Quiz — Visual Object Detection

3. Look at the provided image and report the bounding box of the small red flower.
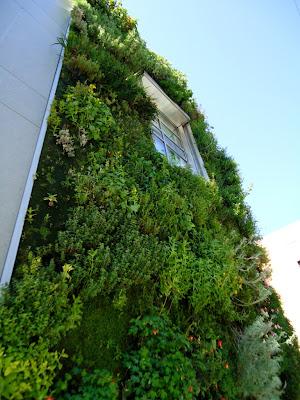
[188,385,193,393]
[45,397,55,400]
[217,339,223,349]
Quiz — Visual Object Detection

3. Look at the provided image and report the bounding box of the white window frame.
[142,72,208,179]
[152,113,188,167]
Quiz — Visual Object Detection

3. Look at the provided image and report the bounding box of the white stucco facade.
[262,221,300,341]
[0,0,71,284]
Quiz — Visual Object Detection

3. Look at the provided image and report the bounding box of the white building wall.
[0,0,71,284]
[262,221,300,341]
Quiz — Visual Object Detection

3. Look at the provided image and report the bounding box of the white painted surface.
[142,72,190,127]
[262,221,300,342]
[0,0,71,283]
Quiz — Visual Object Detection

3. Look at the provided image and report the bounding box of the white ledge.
[142,71,190,127]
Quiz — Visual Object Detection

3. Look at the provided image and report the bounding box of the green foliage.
[191,328,238,399]
[56,367,118,400]
[191,117,256,238]
[159,239,194,305]
[0,255,82,399]
[79,0,137,34]
[52,83,115,142]
[55,159,167,301]
[189,236,241,321]
[61,297,132,372]
[139,181,196,239]
[237,312,283,400]
[0,343,62,400]
[123,315,199,399]
[71,1,194,112]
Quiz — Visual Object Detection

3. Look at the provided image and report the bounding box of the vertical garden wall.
[0,1,299,399]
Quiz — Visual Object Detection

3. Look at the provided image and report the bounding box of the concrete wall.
[262,221,300,342]
[0,0,71,284]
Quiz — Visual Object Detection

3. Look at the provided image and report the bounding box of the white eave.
[142,72,190,127]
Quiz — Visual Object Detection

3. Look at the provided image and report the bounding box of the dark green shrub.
[56,367,118,399]
[191,328,238,399]
[123,315,199,399]
[60,297,132,372]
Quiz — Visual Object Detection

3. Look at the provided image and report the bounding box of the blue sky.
[122,0,300,236]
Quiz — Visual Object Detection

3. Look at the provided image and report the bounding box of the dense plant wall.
[1,0,299,399]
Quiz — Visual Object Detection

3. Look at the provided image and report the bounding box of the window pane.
[164,136,186,160]
[151,124,163,139]
[167,147,187,167]
[152,118,160,128]
[152,134,167,155]
[160,122,182,147]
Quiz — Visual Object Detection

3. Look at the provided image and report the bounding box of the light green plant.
[26,207,37,224]
[0,255,82,399]
[43,193,58,207]
[59,83,115,141]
